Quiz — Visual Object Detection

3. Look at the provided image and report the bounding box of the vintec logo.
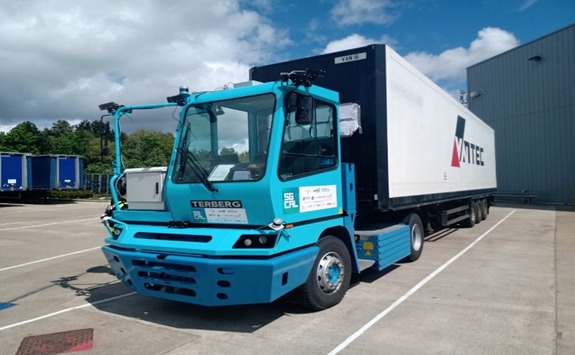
[451,116,484,168]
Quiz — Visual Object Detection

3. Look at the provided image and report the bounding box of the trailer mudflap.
[355,224,411,271]
[102,245,319,306]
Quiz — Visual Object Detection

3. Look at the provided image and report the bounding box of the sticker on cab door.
[283,185,337,214]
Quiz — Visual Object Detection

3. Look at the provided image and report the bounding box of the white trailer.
[251,44,496,228]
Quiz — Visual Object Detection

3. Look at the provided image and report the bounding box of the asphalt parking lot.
[0,200,573,355]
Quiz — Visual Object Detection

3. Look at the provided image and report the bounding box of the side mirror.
[295,95,314,124]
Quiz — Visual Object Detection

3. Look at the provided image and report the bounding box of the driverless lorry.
[100,44,496,310]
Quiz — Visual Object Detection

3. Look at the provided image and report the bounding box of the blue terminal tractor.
[99,45,496,310]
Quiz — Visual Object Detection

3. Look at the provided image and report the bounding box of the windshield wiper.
[177,147,219,192]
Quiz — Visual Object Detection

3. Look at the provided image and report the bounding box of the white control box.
[124,166,167,210]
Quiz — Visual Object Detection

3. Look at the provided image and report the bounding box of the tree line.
[0,120,174,174]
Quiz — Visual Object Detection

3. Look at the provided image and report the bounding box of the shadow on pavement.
[50,264,308,333]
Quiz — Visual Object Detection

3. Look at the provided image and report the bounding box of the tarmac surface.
[0,200,573,354]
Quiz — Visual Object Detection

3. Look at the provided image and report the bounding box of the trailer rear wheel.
[480,199,488,220]
[302,236,351,311]
[404,213,424,262]
[474,201,482,224]
[463,202,476,228]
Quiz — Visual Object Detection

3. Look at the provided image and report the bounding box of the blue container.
[31,155,85,189]
[0,152,30,191]
[30,155,58,189]
[58,155,84,189]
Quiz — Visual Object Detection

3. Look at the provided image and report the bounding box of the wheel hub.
[316,252,345,294]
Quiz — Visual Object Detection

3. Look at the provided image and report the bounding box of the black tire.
[480,199,488,220]
[403,213,424,262]
[302,236,351,311]
[463,201,476,228]
[474,201,482,224]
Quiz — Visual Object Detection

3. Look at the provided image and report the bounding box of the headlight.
[233,234,277,249]
[112,227,123,239]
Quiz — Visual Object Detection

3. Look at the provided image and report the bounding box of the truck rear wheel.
[302,236,351,311]
[404,213,424,262]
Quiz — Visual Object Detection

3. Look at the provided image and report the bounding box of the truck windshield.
[173,94,274,184]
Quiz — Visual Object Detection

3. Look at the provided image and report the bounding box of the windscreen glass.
[173,94,274,184]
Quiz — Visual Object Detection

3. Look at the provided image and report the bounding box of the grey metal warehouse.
[466,24,575,205]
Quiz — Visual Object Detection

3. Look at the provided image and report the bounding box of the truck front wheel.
[302,236,351,311]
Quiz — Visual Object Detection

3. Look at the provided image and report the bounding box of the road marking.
[328,210,517,355]
[0,204,105,215]
[0,246,102,272]
[0,292,137,332]
[0,217,98,231]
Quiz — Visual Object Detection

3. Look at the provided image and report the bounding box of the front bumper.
[102,244,318,306]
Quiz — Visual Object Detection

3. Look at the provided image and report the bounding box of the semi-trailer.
[99,44,496,310]
[30,155,85,189]
[0,152,30,192]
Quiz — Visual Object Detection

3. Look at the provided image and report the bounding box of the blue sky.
[266,0,573,55]
[0,0,573,132]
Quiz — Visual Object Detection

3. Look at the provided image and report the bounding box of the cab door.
[276,93,342,223]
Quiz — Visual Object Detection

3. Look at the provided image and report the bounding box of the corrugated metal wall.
[467,24,575,204]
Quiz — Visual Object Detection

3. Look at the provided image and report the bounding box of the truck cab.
[166,74,343,233]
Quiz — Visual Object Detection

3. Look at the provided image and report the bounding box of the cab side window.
[279,94,337,179]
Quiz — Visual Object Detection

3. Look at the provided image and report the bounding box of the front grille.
[134,232,211,242]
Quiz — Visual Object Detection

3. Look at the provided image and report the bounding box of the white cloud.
[321,34,397,54]
[0,0,289,132]
[0,123,18,133]
[330,0,400,26]
[404,27,519,85]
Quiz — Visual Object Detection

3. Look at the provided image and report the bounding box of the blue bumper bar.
[102,245,318,306]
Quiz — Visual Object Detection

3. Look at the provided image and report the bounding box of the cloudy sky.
[1,0,573,133]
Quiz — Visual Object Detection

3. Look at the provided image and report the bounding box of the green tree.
[122,130,174,168]
[3,121,42,153]
[76,120,93,133]
[49,120,74,137]
[84,135,115,173]
[219,146,248,162]
[39,120,87,156]
[37,129,54,154]
[1,118,177,174]
[219,147,237,155]
[0,131,6,150]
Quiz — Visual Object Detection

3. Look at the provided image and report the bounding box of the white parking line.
[0,246,102,272]
[328,210,517,355]
[0,217,98,231]
[0,292,137,332]
[0,204,105,215]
